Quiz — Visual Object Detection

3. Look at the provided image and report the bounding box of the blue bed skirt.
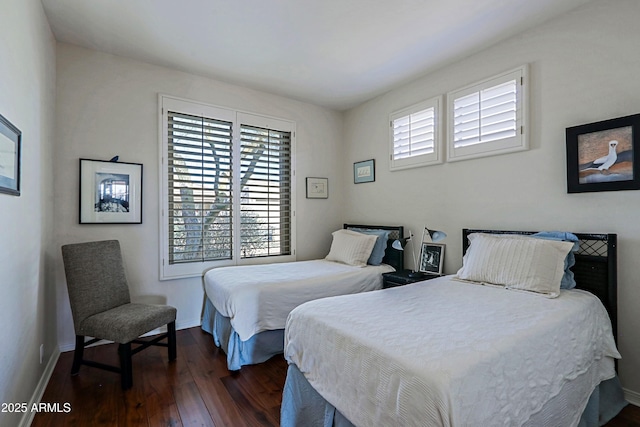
[281,364,628,427]
[201,297,284,370]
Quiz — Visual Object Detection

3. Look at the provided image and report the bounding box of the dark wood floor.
[32,327,286,427]
[32,327,640,427]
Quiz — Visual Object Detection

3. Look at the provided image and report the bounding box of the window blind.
[453,79,517,148]
[392,107,435,160]
[239,124,291,258]
[167,111,233,264]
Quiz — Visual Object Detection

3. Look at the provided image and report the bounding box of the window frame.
[159,95,296,280]
[389,95,443,171]
[446,65,528,162]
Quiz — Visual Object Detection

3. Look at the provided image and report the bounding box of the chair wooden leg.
[71,335,85,376]
[168,321,177,361]
[119,343,133,390]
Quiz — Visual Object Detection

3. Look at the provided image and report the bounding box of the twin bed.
[200,226,625,425]
[280,229,626,427]
[201,224,404,370]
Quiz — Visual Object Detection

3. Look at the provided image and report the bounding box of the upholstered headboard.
[462,229,618,339]
[344,224,404,271]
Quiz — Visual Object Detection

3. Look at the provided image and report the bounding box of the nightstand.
[382,270,442,289]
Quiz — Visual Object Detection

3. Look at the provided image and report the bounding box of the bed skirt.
[201,298,284,370]
[281,364,628,427]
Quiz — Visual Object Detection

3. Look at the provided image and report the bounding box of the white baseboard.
[624,387,640,407]
[19,347,61,427]
[58,317,201,352]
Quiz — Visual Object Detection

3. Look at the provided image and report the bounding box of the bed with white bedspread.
[201,224,403,370]
[281,229,627,427]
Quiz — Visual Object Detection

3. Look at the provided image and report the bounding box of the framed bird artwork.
[566,113,640,193]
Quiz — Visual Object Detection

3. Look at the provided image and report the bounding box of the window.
[447,65,528,162]
[160,96,296,280]
[389,96,442,171]
[239,121,292,259]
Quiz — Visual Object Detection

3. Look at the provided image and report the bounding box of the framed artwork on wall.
[79,158,143,224]
[566,113,640,193]
[354,159,375,184]
[306,177,328,199]
[0,113,21,196]
[419,243,445,275]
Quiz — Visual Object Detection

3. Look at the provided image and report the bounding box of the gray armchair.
[61,240,176,389]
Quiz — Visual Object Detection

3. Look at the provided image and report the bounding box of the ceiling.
[41,0,592,110]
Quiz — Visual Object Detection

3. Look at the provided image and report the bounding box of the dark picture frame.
[419,243,445,275]
[566,113,640,193]
[306,177,328,199]
[0,114,21,196]
[79,158,143,224]
[354,159,375,184]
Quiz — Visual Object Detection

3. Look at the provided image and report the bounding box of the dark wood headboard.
[462,229,618,339]
[344,224,404,271]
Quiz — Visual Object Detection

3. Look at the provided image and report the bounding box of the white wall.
[343,0,640,399]
[6,0,638,418]
[0,0,57,426]
[53,43,345,350]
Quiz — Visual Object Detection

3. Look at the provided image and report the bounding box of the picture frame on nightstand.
[419,243,445,275]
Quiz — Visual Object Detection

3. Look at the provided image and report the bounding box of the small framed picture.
[354,159,375,184]
[419,243,445,275]
[0,113,21,196]
[566,113,640,193]
[79,158,143,224]
[306,177,328,199]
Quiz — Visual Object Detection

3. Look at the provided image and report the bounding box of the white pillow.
[325,229,378,267]
[454,233,574,298]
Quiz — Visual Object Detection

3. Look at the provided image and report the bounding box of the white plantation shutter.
[453,80,517,147]
[239,124,291,258]
[390,96,442,170]
[447,66,527,162]
[393,108,434,158]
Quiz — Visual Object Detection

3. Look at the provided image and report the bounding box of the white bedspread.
[284,275,620,427]
[204,259,393,341]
